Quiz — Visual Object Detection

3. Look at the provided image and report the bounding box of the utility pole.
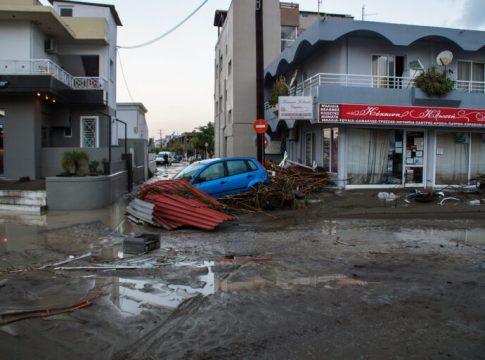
[158,129,163,148]
[255,0,264,163]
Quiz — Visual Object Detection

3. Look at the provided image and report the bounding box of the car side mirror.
[194,176,206,184]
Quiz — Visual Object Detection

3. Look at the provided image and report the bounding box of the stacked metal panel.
[127,179,236,230]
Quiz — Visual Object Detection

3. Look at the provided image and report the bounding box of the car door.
[223,159,254,195]
[195,162,230,197]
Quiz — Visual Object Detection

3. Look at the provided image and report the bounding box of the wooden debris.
[220,162,333,211]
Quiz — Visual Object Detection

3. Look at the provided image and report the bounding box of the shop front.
[319,104,485,189]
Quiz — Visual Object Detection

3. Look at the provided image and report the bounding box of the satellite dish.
[436,50,453,66]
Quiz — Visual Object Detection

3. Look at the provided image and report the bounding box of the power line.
[117,49,135,102]
[118,0,209,50]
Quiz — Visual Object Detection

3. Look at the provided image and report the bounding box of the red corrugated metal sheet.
[133,179,236,230]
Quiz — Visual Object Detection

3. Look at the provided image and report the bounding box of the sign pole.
[255,0,264,163]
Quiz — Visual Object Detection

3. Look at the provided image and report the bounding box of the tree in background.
[190,122,214,158]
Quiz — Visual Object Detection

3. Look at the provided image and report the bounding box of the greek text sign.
[319,104,485,128]
[279,96,313,120]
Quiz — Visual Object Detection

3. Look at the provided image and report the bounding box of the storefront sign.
[319,104,485,128]
[279,96,313,120]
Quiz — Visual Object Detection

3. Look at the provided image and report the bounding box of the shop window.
[81,116,99,148]
[435,132,469,185]
[347,129,403,185]
[322,128,338,172]
[470,133,485,179]
[305,132,315,166]
[457,61,484,93]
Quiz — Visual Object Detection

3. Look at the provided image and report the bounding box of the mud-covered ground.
[1,189,485,360]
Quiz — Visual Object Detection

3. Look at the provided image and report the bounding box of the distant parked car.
[155,151,174,166]
[173,157,269,198]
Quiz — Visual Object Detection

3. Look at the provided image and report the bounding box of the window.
[64,127,72,138]
[435,132,469,184]
[110,59,115,83]
[305,132,315,166]
[457,61,484,92]
[372,55,404,88]
[80,116,99,148]
[219,55,223,73]
[281,25,297,51]
[60,7,73,17]
[247,160,258,171]
[219,96,222,114]
[228,60,232,76]
[228,109,232,124]
[199,162,225,181]
[226,160,248,176]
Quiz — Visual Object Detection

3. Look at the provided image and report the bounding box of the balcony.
[0,59,107,90]
[288,73,485,97]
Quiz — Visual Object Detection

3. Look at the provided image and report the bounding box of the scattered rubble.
[221,162,333,211]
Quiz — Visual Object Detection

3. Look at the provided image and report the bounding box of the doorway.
[403,130,425,186]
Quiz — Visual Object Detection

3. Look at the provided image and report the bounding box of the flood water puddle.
[102,261,215,316]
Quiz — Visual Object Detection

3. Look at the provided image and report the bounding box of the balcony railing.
[0,59,107,90]
[288,72,485,96]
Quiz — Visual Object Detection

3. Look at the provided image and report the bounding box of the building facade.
[0,0,122,180]
[213,0,351,158]
[116,102,149,182]
[264,18,485,189]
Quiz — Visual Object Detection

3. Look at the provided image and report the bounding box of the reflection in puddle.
[103,261,215,316]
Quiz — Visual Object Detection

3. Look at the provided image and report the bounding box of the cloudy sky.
[42,0,485,139]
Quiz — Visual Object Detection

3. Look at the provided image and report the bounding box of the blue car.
[173,157,269,198]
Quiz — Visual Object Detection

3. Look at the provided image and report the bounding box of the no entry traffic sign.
[253,118,268,134]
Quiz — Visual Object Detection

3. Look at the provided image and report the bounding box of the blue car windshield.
[174,163,206,180]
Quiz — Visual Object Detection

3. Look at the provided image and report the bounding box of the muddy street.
[0,189,484,359]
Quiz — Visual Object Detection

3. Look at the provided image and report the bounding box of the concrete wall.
[0,21,31,60]
[41,146,125,177]
[46,171,127,210]
[0,96,40,179]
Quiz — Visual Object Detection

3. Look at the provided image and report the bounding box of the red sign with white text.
[319,104,485,128]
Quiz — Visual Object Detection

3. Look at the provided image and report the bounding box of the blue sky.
[41,0,485,139]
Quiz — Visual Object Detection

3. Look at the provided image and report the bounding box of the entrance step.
[0,190,46,213]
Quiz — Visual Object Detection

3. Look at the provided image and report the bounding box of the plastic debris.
[38,252,92,270]
[377,192,399,201]
[438,197,460,206]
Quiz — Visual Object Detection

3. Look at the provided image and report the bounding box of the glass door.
[403,130,425,187]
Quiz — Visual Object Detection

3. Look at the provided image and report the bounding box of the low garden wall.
[46,171,128,210]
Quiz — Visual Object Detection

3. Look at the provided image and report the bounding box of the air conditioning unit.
[44,39,57,54]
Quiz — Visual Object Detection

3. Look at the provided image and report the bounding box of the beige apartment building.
[213,1,351,158]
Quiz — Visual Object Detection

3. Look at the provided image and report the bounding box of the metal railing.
[287,72,485,96]
[0,59,106,90]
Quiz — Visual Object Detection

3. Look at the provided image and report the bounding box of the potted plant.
[415,66,454,97]
[268,75,289,111]
[61,150,89,176]
[88,160,100,176]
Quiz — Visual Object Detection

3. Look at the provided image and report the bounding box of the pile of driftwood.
[220,162,332,212]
